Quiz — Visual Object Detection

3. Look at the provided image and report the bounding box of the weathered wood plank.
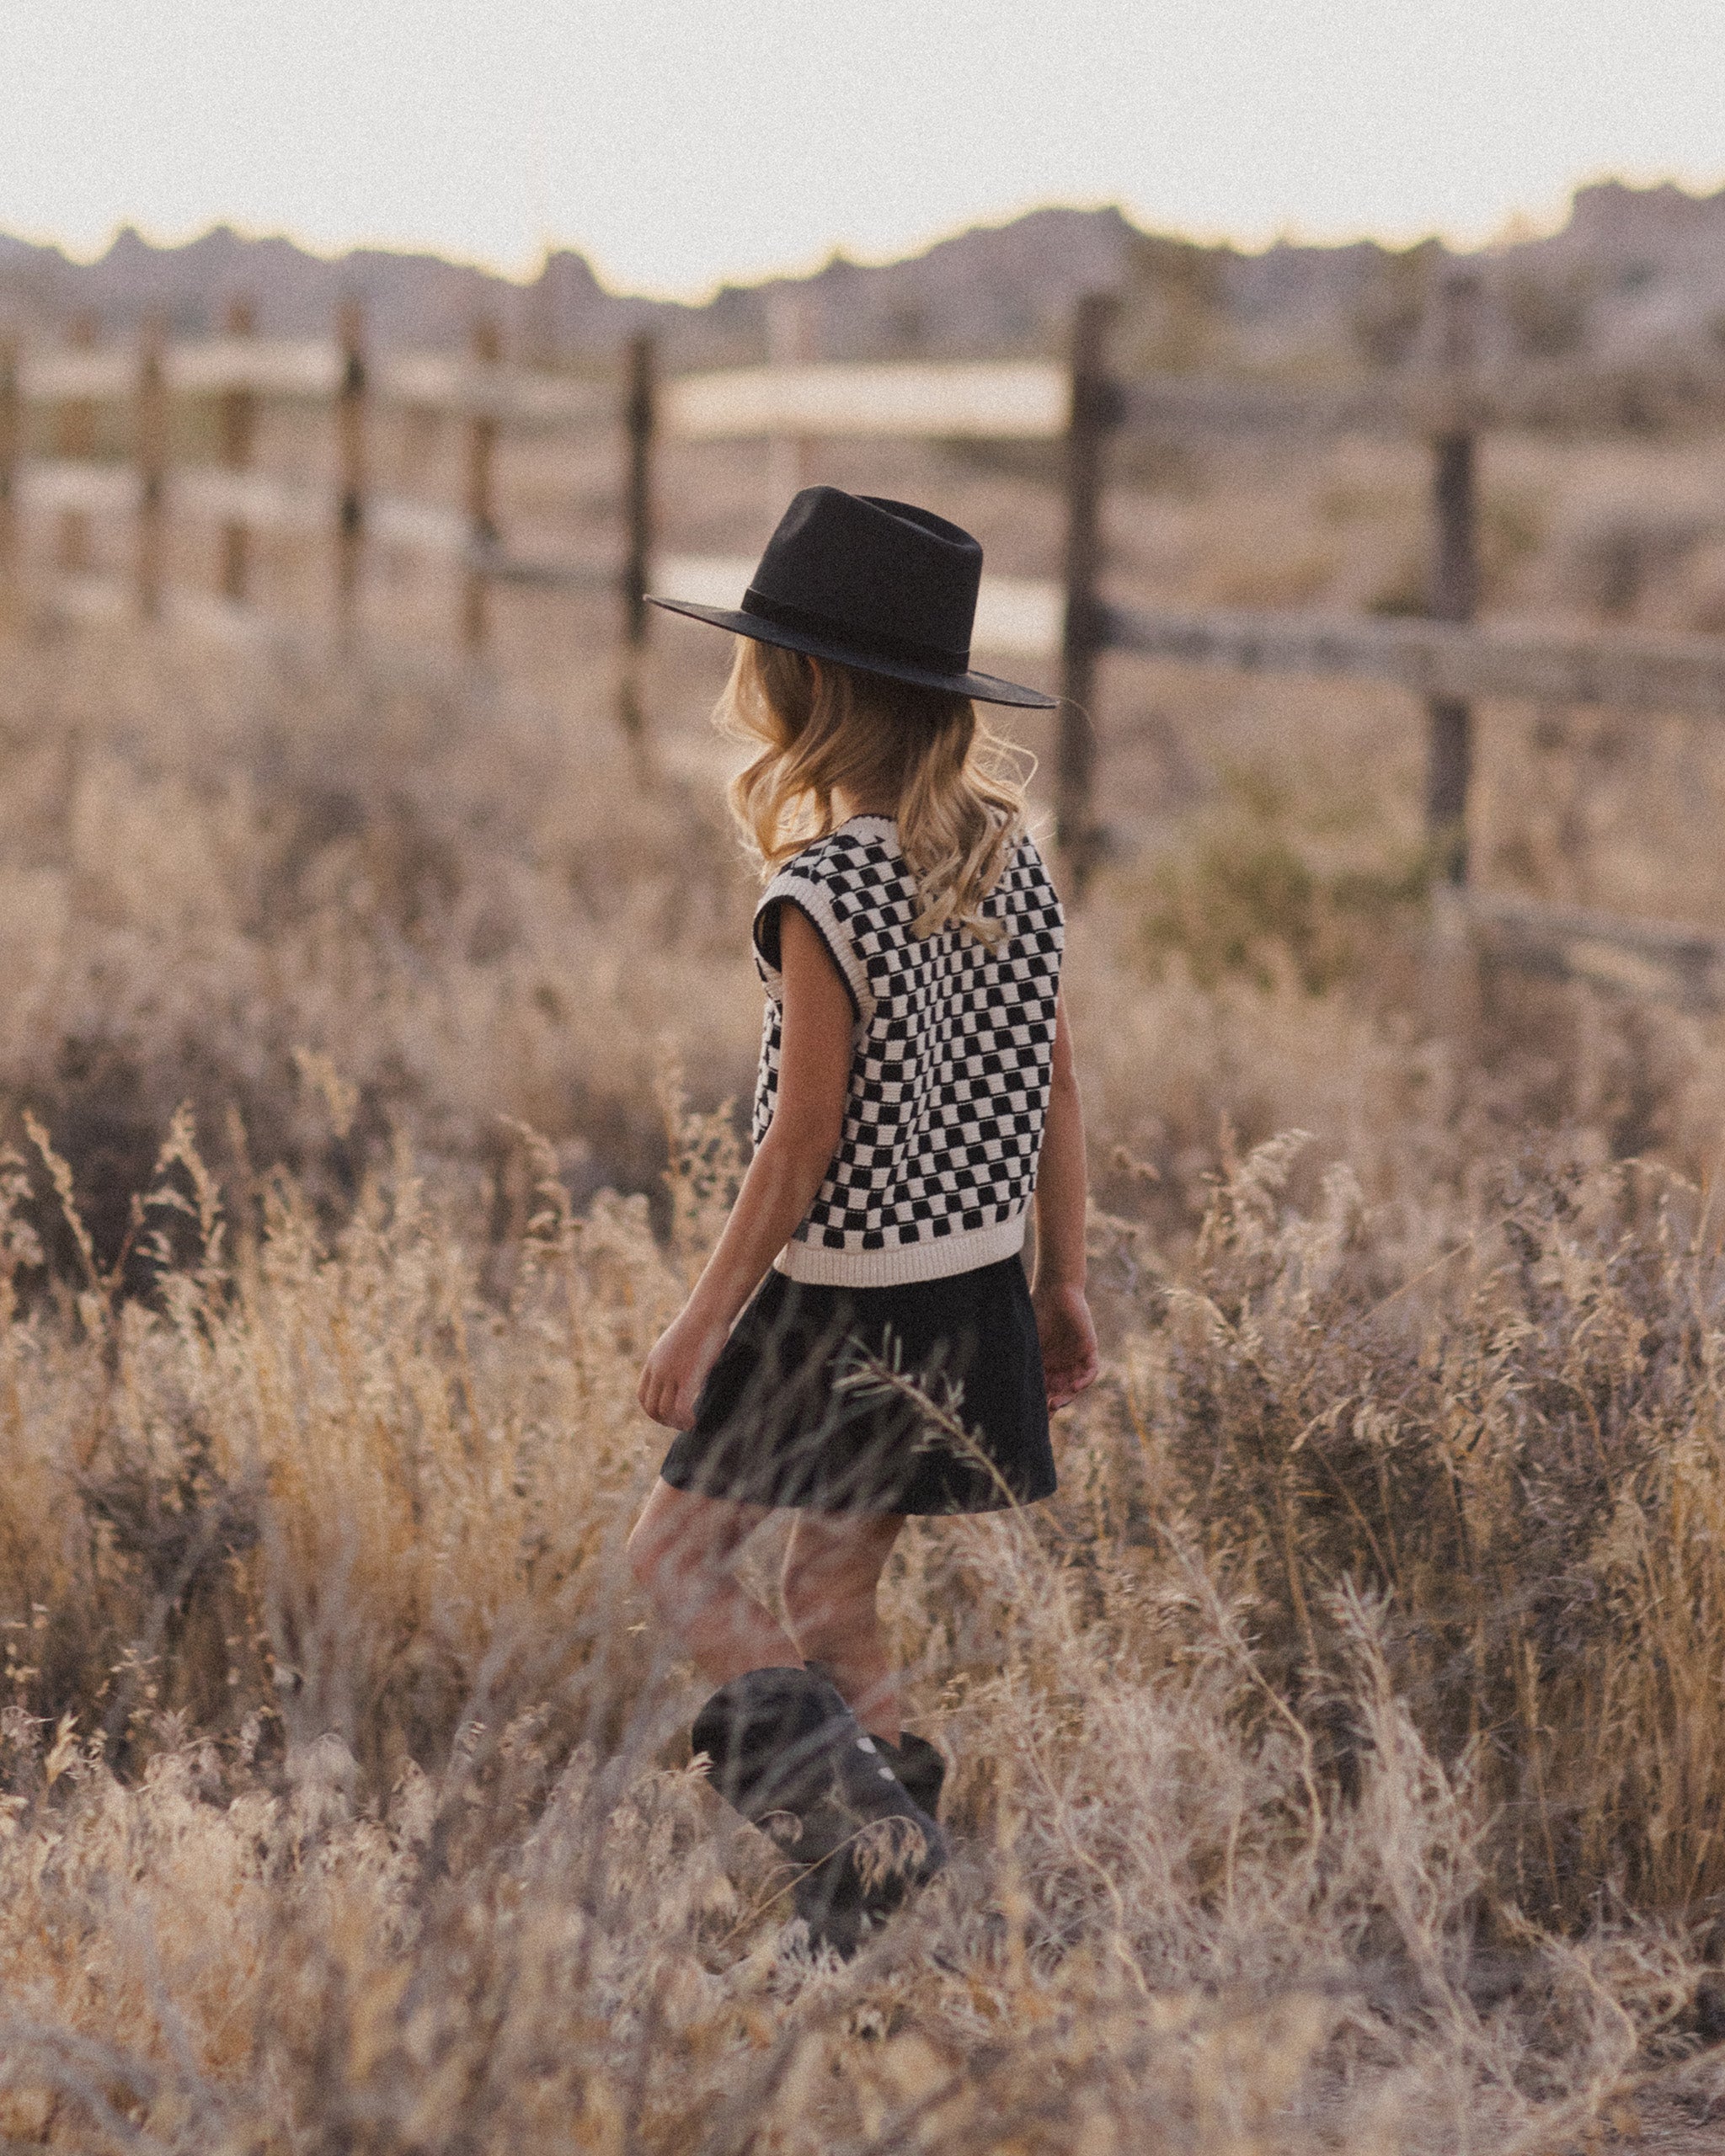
[622,335,655,648]
[471,547,611,590]
[1466,889,1725,1011]
[1058,293,1117,877]
[134,313,168,619]
[649,552,756,611]
[162,585,287,646]
[1117,360,1725,440]
[46,572,131,622]
[462,318,502,650]
[1102,602,1725,720]
[0,339,18,584]
[1423,271,1482,886]
[334,303,366,632]
[662,360,1070,442]
[366,494,469,556]
[216,299,258,601]
[1116,376,1372,436]
[975,574,1061,659]
[164,338,341,398]
[21,339,608,421]
[22,458,483,560]
[19,333,1725,441]
[54,317,100,578]
[372,352,608,424]
[18,458,140,515]
[19,347,136,403]
[173,468,323,531]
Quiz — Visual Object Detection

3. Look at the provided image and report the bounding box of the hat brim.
[644,595,1059,710]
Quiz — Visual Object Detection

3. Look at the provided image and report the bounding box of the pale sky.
[4,0,1723,296]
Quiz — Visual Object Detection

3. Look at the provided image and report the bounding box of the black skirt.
[657,1253,1056,1516]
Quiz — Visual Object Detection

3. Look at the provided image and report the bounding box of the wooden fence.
[8,286,1725,996]
[0,296,1118,854]
[0,309,611,632]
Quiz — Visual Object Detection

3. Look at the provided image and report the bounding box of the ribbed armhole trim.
[753,875,874,1027]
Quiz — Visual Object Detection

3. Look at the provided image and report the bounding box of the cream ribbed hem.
[773,1210,1027,1288]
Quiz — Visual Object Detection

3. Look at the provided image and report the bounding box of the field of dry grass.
[8,432,1725,2152]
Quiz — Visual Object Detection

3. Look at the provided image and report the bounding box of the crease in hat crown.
[746,490,980,664]
[644,485,1058,711]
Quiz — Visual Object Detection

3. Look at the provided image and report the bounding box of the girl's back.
[751,812,1065,1283]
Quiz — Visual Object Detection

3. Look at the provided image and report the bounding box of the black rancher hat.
[646,486,1058,709]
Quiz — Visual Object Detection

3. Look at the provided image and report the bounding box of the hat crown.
[641,486,1057,707]
[746,488,982,670]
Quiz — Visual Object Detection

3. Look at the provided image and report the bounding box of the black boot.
[691,1667,947,1930]
[791,1728,952,1957]
[777,1670,952,1958]
[879,1732,946,1821]
[798,1662,948,1822]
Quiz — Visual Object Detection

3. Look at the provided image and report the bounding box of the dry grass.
[3,606,1725,2151]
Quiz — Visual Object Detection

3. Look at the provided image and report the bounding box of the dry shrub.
[1135,771,1432,995]
[1103,1130,1725,1925]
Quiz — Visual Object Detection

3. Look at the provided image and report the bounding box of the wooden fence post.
[334,300,367,638]
[134,310,168,621]
[1424,269,1482,886]
[1057,291,1119,889]
[462,316,501,653]
[219,296,256,603]
[56,312,99,579]
[617,330,655,759]
[0,337,17,600]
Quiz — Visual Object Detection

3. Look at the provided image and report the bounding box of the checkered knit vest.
[751,814,1065,1287]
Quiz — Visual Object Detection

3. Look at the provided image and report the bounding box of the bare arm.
[638,902,853,1430]
[1030,985,1099,1411]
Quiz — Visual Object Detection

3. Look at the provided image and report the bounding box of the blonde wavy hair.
[718,638,1033,940]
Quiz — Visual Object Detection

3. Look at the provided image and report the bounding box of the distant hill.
[0,207,1137,367]
[3,181,1724,376]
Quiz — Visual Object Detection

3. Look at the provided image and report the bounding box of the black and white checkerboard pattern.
[752,817,1065,1282]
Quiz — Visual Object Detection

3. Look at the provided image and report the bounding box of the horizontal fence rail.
[14,459,477,556]
[1117,357,1725,440]
[1465,889,1725,1009]
[174,467,337,537]
[661,360,1071,442]
[15,339,611,424]
[1100,604,1725,723]
[22,338,1725,442]
[14,459,140,518]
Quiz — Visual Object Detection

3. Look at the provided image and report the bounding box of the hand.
[1032,1280,1099,1412]
[638,1306,733,1431]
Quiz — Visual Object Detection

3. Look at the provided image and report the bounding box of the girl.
[628,487,1098,1951]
